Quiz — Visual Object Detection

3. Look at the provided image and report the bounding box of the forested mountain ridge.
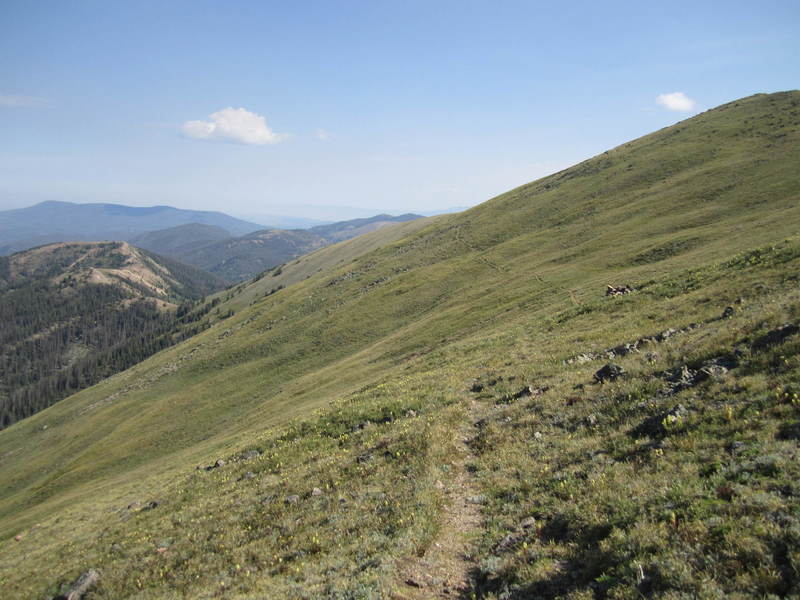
[130,213,425,281]
[0,92,799,598]
[0,242,227,428]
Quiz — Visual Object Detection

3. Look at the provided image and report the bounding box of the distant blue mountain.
[0,201,264,255]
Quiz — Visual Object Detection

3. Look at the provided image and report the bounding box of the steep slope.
[0,201,263,255]
[0,92,799,599]
[0,242,227,428]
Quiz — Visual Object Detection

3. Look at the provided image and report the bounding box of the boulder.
[594,363,625,383]
[53,569,100,600]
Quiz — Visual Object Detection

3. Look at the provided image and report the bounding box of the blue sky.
[1,0,798,221]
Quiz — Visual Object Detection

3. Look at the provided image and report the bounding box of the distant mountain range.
[0,201,424,281]
[130,213,424,281]
[0,201,264,255]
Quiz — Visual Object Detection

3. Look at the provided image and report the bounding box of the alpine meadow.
[1,91,799,599]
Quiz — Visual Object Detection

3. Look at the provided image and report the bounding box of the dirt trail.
[394,398,485,599]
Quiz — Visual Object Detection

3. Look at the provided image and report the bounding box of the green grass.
[0,91,799,598]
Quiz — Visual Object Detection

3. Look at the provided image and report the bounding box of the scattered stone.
[406,409,418,418]
[215,459,226,468]
[311,487,323,497]
[533,431,543,440]
[466,494,487,505]
[752,323,799,350]
[496,533,521,552]
[126,502,141,511]
[722,306,735,319]
[241,450,260,461]
[285,495,300,505]
[632,404,689,438]
[514,386,534,399]
[655,328,678,342]
[694,362,729,382]
[14,533,23,541]
[594,363,625,383]
[606,284,634,296]
[667,365,696,390]
[53,569,100,600]
[585,414,598,427]
[520,516,537,529]
[728,441,747,454]
[608,342,639,358]
[565,352,599,365]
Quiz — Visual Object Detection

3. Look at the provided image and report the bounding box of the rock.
[126,502,141,511]
[406,409,418,418]
[520,516,537,529]
[606,284,634,296]
[728,441,747,453]
[632,404,689,438]
[285,495,300,504]
[666,365,696,390]
[466,494,487,505]
[567,352,597,365]
[585,414,598,427]
[240,471,256,481]
[434,479,445,490]
[405,577,424,588]
[608,342,638,358]
[311,487,323,497]
[594,363,625,383]
[470,381,484,393]
[695,363,728,382]
[513,386,533,399]
[53,569,100,600]
[655,328,678,342]
[722,306,735,319]
[752,323,799,350]
[215,459,226,468]
[14,533,23,541]
[645,352,660,363]
[496,533,520,552]
[533,431,543,440]
[241,450,260,460]
[143,501,159,511]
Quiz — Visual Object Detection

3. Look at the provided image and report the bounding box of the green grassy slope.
[0,91,799,599]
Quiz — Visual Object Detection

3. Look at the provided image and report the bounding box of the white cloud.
[182,107,287,145]
[316,129,330,141]
[0,94,49,108]
[656,92,697,112]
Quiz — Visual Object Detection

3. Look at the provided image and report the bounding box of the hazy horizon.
[2,1,798,217]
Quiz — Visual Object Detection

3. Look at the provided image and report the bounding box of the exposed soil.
[393,398,485,599]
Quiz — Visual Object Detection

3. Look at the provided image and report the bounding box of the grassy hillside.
[0,91,798,599]
[0,242,227,428]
